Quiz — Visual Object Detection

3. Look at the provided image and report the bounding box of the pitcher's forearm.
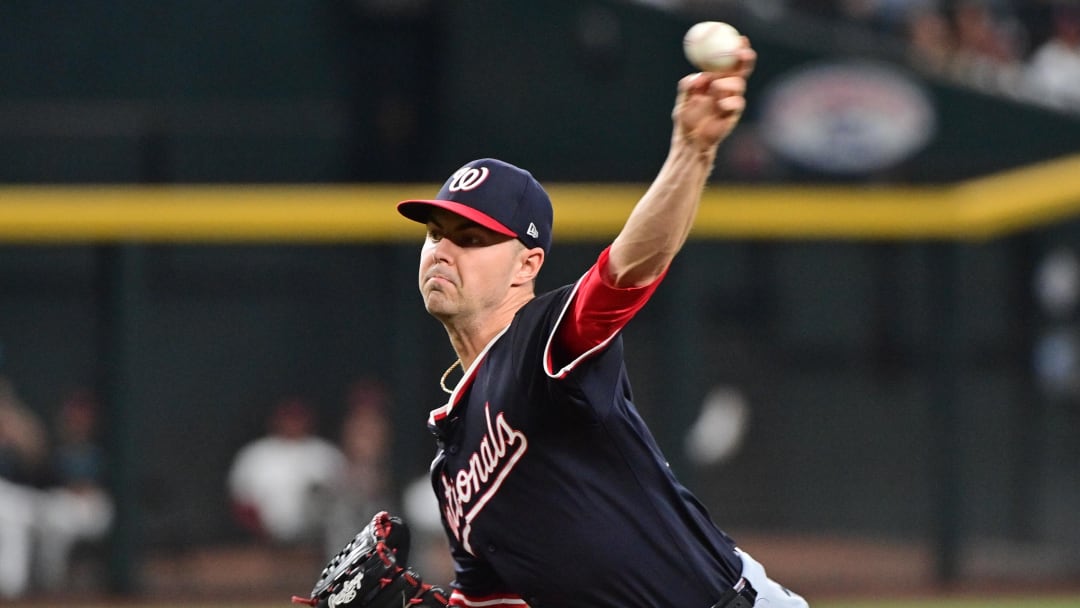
[606,140,717,287]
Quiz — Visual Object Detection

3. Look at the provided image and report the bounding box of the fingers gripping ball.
[683,21,741,72]
[292,511,449,608]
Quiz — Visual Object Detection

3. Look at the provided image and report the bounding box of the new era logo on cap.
[397,158,553,254]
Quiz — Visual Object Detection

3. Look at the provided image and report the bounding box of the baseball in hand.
[683,21,741,72]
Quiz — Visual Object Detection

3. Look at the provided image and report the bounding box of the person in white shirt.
[1026,6,1080,110]
[227,397,345,545]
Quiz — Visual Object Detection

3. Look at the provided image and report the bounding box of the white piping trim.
[543,273,622,380]
[427,323,512,426]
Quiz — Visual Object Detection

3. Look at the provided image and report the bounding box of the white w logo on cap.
[448,166,490,192]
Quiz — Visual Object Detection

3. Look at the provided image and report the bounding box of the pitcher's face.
[418,209,523,320]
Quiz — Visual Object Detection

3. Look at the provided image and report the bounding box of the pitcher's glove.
[291,511,448,608]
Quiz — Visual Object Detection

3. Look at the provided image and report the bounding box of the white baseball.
[683,21,741,72]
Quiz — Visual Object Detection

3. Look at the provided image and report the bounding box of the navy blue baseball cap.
[397,158,553,254]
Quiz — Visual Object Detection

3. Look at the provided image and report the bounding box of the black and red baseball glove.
[292,511,448,608]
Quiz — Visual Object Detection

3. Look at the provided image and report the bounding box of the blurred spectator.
[899,1,1027,92]
[906,7,957,73]
[227,397,346,547]
[35,389,114,592]
[323,379,396,554]
[950,0,1024,70]
[0,377,49,485]
[1025,5,1080,110]
[402,473,455,586]
[322,378,455,582]
[0,377,47,599]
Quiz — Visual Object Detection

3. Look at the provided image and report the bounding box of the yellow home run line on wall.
[0,154,1078,243]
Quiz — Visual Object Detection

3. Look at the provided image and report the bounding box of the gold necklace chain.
[440,359,462,395]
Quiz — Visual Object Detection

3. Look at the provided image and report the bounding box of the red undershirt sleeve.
[553,246,668,365]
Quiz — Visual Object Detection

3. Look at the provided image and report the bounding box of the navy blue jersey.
[428,280,743,608]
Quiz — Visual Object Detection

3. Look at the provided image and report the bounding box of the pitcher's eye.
[447,228,492,247]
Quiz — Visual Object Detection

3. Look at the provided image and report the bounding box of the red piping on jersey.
[428,324,510,426]
[449,589,529,606]
[430,247,664,420]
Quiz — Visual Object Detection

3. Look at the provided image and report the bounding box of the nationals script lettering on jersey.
[439,402,528,554]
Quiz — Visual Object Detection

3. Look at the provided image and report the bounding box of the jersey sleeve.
[545,246,666,378]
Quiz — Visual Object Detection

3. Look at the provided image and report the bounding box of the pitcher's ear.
[515,247,545,285]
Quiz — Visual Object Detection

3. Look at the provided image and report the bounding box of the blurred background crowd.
[1,370,453,601]
[0,377,113,599]
[796,0,1080,110]
[641,0,1080,111]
